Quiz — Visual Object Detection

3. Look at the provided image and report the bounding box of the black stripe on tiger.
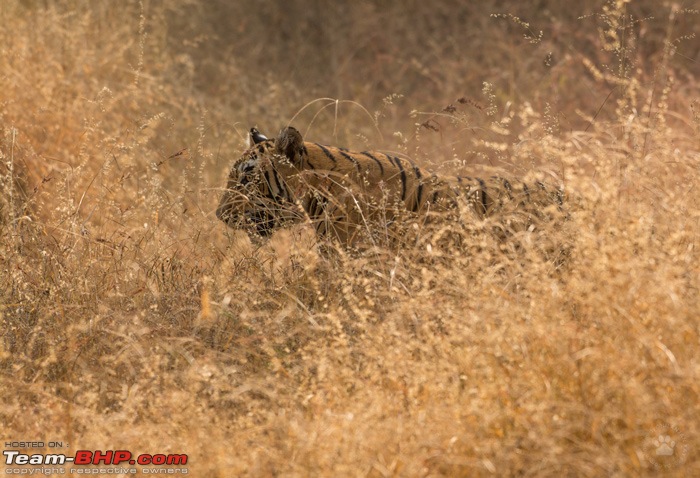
[263,171,280,203]
[272,166,290,201]
[386,154,407,201]
[306,194,326,221]
[315,143,338,165]
[300,145,313,169]
[361,152,385,175]
[412,163,423,213]
[339,150,362,173]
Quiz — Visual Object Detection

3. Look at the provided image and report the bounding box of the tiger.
[216,126,565,245]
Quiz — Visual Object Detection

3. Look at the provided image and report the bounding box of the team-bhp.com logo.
[5,449,188,474]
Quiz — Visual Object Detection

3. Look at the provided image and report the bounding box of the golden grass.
[1,1,698,476]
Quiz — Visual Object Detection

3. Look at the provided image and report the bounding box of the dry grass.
[1,1,699,476]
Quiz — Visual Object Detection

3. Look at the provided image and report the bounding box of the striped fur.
[216,126,564,244]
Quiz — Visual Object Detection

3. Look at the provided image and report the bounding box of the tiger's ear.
[250,128,268,144]
[275,126,304,162]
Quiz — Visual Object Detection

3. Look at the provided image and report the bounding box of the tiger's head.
[216,126,306,238]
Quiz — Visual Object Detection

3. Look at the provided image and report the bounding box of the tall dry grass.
[1,0,699,476]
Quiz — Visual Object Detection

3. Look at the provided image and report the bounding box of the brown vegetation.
[1,1,698,476]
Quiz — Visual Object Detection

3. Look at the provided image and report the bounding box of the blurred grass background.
[1,0,699,476]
